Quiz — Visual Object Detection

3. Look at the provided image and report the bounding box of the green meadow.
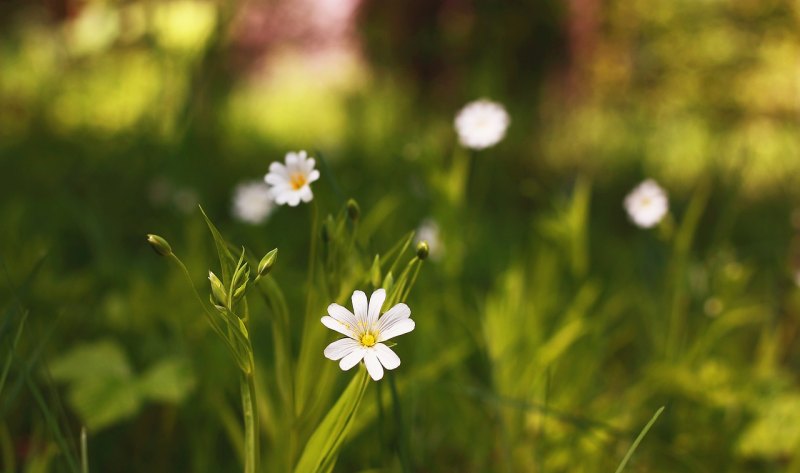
[2,1,800,472]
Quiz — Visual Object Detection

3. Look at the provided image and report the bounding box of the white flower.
[264,151,320,206]
[414,219,443,261]
[173,187,199,214]
[624,179,669,228]
[232,180,275,224]
[322,289,415,381]
[454,99,510,150]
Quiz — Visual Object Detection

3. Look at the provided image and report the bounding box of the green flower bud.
[232,280,248,303]
[416,241,430,260]
[231,263,249,292]
[208,271,227,306]
[321,216,335,244]
[346,199,360,221]
[370,255,381,288]
[257,249,278,278]
[146,234,172,257]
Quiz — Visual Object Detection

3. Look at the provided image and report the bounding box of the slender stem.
[240,369,259,473]
[613,406,665,473]
[80,427,88,473]
[388,375,412,473]
[304,201,319,320]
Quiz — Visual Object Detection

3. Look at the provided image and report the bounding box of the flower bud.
[146,234,172,257]
[257,249,278,278]
[231,263,249,292]
[232,280,248,303]
[346,199,360,221]
[208,271,227,306]
[321,216,335,244]
[416,241,430,260]
[370,255,381,288]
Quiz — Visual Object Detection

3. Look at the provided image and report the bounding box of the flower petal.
[378,318,415,342]
[351,290,369,327]
[321,316,356,339]
[377,303,411,333]
[324,338,360,360]
[367,288,386,328]
[286,192,301,207]
[364,350,384,380]
[374,343,401,370]
[269,161,288,177]
[299,186,313,203]
[307,169,320,183]
[285,152,299,168]
[327,303,357,328]
[265,173,286,185]
[339,348,365,371]
[304,158,316,174]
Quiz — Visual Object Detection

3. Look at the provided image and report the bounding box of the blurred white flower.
[454,99,510,150]
[264,150,320,206]
[624,179,669,228]
[232,180,275,224]
[173,187,199,214]
[415,219,443,261]
[322,289,414,381]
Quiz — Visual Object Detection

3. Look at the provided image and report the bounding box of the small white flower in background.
[232,180,275,224]
[264,150,320,206]
[322,289,415,381]
[454,99,510,150]
[173,187,199,214]
[624,179,669,228]
[415,219,443,261]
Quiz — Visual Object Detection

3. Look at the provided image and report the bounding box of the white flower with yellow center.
[322,289,415,381]
[454,99,510,150]
[264,150,320,206]
[232,180,275,224]
[624,179,669,228]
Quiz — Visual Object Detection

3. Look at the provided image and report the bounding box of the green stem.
[614,406,665,473]
[664,181,710,359]
[389,375,412,473]
[240,369,259,473]
[304,201,319,320]
[80,427,88,473]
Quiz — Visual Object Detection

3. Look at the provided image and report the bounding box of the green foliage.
[49,340,195,431]
[2,0,800,471]
[293,368,370,473]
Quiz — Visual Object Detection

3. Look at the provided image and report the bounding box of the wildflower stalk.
[388,375,412,473]
[240,368,259,473]
[305,200,320,321]
[154,232,260,473]
[664,181,709,359]
[80,427,88,473]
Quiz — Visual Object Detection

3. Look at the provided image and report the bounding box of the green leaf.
[50,340,132,383]
[293,368,370,473]
[68,376,141,431]
[138,357,196,404]
[50,340,140,431]
[200,206,237,286]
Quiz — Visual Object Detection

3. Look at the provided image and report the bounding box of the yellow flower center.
[360,332,377,347]
[290,173,307,190]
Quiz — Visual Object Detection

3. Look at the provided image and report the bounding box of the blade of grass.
[0,310,27,397]
[614,406,665,473]
[24,371,81,473]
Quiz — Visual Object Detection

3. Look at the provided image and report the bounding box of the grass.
[2,0,800,471]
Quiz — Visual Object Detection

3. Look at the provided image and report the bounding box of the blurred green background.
[2,0,800,471]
